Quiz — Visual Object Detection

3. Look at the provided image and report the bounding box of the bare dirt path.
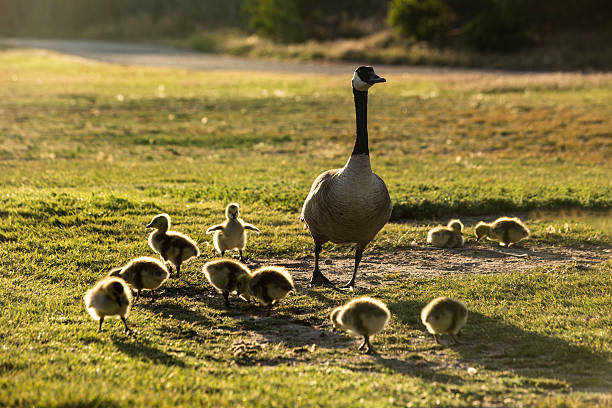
[2,37,521,76]
[250,244,610,290]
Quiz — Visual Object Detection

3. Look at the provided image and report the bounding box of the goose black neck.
[351,87,369,156]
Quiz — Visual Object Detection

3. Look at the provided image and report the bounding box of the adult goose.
[301,66,392,290]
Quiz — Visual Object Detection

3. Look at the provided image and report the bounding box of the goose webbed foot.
[309,269,336,289]
[339,281,355,292]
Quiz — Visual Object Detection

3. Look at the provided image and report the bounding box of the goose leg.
[309,243,335,288]
[98,317,104,332]
[239,250,245,263]
[135,289,141,302]
[223,290,230,307]
[150,290,156,303]
[341,248,363,291]
[175,263,181,279]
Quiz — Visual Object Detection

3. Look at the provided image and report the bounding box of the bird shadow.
[389,299,612,388]
[139,299,214,326]
[111,337,186,367]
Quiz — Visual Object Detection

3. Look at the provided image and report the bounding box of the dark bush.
[463,0,528,52]
[244,0,305,43]
[387,0,452,40]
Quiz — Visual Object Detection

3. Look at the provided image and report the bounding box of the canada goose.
[206,203,260,262]
[421,297,468,346]
[427,219,465,248]
[247,266,295,315]
[301,66,392,290]
[475,217,530,247]
[330,296,390,354]
[84,277,132,333]
[146,213,200,278]
[203,258,252,307]
[108,257,170,302]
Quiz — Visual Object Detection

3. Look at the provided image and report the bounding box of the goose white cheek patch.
[352,72,372,91]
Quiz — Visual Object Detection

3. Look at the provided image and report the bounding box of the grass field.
[0,49,611,407]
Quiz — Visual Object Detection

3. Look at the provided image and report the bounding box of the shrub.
[464,0,528,52]
[243,0,305,43]
[387,0,452,41]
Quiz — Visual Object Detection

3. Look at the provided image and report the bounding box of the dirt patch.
[249,244,610,289]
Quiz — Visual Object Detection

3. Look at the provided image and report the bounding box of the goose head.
[146,213,170,230]
[225,203,240,220]
[352,66,386,92]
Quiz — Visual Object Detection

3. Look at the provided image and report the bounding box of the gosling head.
[447,219,464,233]
[146,213,170,230]
[109,280,125,296]
[236,274,252,302]
[108,267,122,278]
[352,66,386,92]
[474,222,491,241]
[225,203,240,220]
[330,306,343,331]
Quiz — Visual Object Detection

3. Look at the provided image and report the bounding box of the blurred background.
[1,0,611,70]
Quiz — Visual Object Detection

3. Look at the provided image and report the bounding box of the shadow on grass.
[139,299,214,326]
[112,337,186,367]
[389,299,612,388]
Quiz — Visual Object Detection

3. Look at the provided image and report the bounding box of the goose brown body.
[302,157,391,245]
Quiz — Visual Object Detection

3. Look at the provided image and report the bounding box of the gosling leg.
[121,317,130,334]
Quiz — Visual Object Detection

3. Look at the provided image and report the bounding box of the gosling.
[247,266,294,315]
[109,257,170,302]
[203,258,252,307]
[475,217,530,247]
[147,213,200,278]
[421,297,468,346]
[84,277,132,333]
[206,203,260,262]
[427,219,465,248]
[330,297,390,354]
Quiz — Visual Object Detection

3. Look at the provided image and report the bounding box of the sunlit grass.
[0,50,610,407]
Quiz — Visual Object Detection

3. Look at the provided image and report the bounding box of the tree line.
[1,0,609,52]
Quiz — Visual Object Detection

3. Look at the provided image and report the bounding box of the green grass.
[0,50,611,407]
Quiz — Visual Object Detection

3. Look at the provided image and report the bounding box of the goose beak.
[146,222,153,228]
[366,73,386,84]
